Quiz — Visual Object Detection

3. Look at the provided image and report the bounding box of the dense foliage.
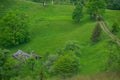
[111,22,120,34]
[0,10,30,47]
[105,0,120,10]
[0,49,18,80]
[72,3,83,23]
[52,53,80,78]
[86,0,106,20]
[43,41,81,79]
[106,41,120,72]
[32,0,87,5]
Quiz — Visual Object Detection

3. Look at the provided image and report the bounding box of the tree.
[111,22,120,34]
[0,49,18,80]
[105,40,120,73]
[0,10,30,47]
[72,3,83,23]
[43,53,59,73]
[52,53,79,79]
[19,56,43,79]
[86,0,106,20]
[105,0,120,10]
[64,41,81,56]
[91,23,101,42]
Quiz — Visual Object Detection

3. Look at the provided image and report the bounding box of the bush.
[105,41,120,73]
[0,48,18,80]
[86,0,106,20]
[52,53,80,79]
[111,22,119,34]
[43,54,59,73]
[0,10,30,47]
[64,41,81,56]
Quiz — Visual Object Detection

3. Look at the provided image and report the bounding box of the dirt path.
[99,21,120,46]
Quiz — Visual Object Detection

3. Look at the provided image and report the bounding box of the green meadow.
[0,0,120,79]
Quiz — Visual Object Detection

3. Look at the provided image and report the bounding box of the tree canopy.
[52,53,79,78]
[0,10,30,47]
[72,3,83,23]
[86,0,106,20]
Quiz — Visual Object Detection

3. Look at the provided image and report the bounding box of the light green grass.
[1,0,120,75]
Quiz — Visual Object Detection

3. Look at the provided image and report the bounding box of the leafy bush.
[0,48,18,80]
[0,10,30,47]
[52,53,80,79]
[106,41,120,73]
[43,54,59,72]
[111,22,120,34]
[64,41,81,56]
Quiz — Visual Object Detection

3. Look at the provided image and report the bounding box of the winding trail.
[99,21,120,46]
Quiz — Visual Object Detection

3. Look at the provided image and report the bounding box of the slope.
[1,0,120,74]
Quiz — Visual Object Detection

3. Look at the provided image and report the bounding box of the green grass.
[48,73,120,80]
[1,0,120,75]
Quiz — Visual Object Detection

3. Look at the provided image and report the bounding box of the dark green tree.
[91,23,101,42]
[0,10,30,47]
[86,0,106,20]
[0,49,18,80]
[105,0,120,10]
[72,3,83,23]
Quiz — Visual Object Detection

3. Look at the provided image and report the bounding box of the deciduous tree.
[86,0,106,20]
[0,10,30,47]
[72,3,83,23]
[52,53,79,79]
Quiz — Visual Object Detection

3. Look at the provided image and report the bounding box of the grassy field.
[1,0,120,77]
[48,73,120,80]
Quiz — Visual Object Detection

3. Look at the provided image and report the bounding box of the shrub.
[0,49,18,80]
[52,53,80,79]
[111,22,119,34]
[105,41,120,72]
[64,41,81,56]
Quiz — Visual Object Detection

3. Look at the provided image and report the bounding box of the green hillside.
[0,0,120,79]
[4,0,119,74]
